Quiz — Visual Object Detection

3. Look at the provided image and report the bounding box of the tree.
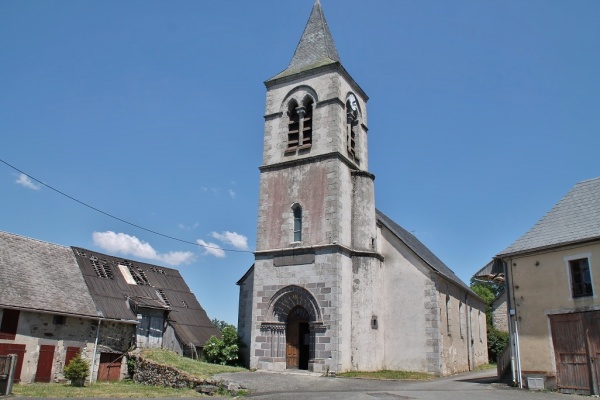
[211,318,234,332]
[203,325,240,365]
[470,278,508,362]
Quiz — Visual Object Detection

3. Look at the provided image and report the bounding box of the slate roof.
[269,0,341,81]
[376,210,475,294]
[0,231,99,318]
[72,247,220,346]
[498,177,600,257]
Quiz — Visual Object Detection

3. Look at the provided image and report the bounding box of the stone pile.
[130,354,245,396]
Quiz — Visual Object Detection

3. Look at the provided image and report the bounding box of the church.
[237,1,488,376]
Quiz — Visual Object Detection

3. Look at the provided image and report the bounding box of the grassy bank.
[12,349,247,398]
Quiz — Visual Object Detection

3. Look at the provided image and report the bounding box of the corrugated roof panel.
[72,247,218,347]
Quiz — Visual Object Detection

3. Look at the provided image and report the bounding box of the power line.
[0,157,253,254]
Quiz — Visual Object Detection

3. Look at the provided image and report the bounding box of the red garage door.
[34,345,55,383]
[0,344,26,382]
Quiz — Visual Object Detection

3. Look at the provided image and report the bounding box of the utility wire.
[0,157,253,254]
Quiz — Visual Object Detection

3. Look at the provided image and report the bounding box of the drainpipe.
[514,316,523,388]
[505,258,522,388]
[90,318,102,385]
[465,293,472,370]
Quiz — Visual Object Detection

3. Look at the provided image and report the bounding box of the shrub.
[126,357,136,378]
[203,326,240,365]
[63,352,90,386]
[488,327,509,362]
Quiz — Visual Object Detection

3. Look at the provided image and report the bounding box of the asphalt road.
[215,369,573,400]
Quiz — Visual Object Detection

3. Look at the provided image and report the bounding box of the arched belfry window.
[287,100,300,150]
[286,97,314,154]
[346,94,359,163]
[301,97,313,147]
[292,204,302,242]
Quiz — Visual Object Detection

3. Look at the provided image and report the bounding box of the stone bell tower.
[237,0,384,373]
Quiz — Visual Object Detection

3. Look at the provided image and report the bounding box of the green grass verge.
[12,349,248,397]
[140,348,246,379]
[12,380,206,398]
[475,362,497,371]
[337,370,434,380]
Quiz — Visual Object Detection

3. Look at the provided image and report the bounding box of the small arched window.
[345,94,359,163]
[292,205,302,242]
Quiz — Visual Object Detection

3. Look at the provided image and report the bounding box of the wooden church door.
[286,306,310,370]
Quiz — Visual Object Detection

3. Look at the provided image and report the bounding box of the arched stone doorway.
[286,306,310,369]
[260,285,324,371]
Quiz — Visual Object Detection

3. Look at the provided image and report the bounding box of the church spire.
[270,0,341,80]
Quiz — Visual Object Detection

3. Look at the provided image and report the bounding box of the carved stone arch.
[267,285,322,323]
[280,85,319,113]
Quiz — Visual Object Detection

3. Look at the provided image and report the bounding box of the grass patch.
[12,380,206,398]
[140,348,246,380]
[12,349,248,398]
[475,362,497,371]
[337,370,434,380]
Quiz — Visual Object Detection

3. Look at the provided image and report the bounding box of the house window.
[53,315,66,325]
[0,309,20,340]
[569,257,593,298]
[293,205,302,242]
[285,97,314,153]
[346,94,359,163]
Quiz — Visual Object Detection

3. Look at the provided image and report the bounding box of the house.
[0,231,219,383]
[479,176,600,394]
[236,1,488,376]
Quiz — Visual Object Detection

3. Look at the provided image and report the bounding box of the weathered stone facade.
[491,291,508,332]
[0,309,133,383]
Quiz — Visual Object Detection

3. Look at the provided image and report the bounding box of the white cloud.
[211,231,249,250]
[92,231,195,266]
[15,173,41,190]
[197,239,226,258]
[228,189,236,199]
[178,222,199,231]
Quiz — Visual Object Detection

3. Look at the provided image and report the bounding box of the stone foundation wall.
[131,355,221,389]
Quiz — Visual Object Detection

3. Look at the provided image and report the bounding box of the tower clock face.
[348,94,358,111]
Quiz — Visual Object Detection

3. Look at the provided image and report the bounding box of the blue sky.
[1,1,599,325]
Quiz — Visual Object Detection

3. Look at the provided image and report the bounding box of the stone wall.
[0,309,134,383]
[128,353,229,389]
[491,292,508,332]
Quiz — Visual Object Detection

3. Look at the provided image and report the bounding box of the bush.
[203,326,240,365]
[126,357,136,378]
[63,352,90,386]
[488,327,509,362]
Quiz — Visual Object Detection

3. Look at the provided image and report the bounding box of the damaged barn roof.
[71,247,220,347]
